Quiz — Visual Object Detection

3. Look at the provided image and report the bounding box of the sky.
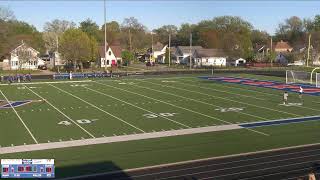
[1,0,320,35]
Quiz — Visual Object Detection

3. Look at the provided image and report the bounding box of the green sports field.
[1,73,320,178]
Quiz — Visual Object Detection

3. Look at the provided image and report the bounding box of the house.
[152,42,168,64]
[99,44,122,68]
[274,40,293,53]
[174,46,203,65]
[2,41,43,70]
[194,49,227,67]
[230,58,246,67]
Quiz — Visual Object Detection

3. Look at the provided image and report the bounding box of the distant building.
[274,40,293,53]
[173,46,203,65]
[2,41,43,70]
[194,49,227,67]
[99,45,122,68]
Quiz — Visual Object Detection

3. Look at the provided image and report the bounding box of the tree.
[80,18,101,42]
[176,23,195,46]
[43,19,76,52]
[59,29,94,72]
[164,47,169,64]
[121,50,134,65]
[121,17,147,51]
[251,30,270,45]
[17,44,34,70]
[153,25,178,45]
[0,6,15,21]
[275,16,304,43]
[101,21,121,45]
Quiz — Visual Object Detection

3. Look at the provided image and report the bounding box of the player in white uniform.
[283,91,288,105]
[299,86,303,103]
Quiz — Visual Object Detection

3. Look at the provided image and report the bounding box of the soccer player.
[283,91,288,105]
[27,73,32,82]
[69,71,73,80]
[299,86,304,104]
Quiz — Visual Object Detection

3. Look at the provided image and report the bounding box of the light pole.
[104,0,107,71]
[168,33,171,68]
[307,33,311,67]
[189,33,192,70]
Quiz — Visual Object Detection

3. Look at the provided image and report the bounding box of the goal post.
[286,68,320,86]
[286,70,311,84]
[316,73,320,88]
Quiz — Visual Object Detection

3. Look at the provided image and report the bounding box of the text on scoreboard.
[1,159,54,178]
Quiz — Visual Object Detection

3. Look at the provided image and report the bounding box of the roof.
[99,45,122,58]
[274,40,292,50]
[10,42,39,54]
[177,46,203,55]
[153,42,164,51]
[195,49,226,58]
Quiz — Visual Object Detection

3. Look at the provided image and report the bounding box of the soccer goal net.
[316,73,320,88]
[286,70,312,84]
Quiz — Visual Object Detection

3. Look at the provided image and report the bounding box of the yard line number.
[215,107,245,112]
[58,119,98,126]
[143,113,178,119]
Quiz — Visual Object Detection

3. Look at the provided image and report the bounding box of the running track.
[61,144,320,180]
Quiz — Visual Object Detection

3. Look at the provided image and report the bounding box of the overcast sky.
[1,0,320,34]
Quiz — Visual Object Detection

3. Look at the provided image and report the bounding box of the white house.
[173,46,203,65]
[99,45,122,68]
[2,42,42,70]
[194,49,227,67]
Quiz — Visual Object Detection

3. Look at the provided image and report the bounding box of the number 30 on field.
[58,119,98,126]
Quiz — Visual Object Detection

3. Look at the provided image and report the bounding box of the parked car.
[38,65,47,70]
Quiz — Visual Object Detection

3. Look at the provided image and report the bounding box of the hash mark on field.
[25,85,96,139]
[85,86,191,128]
[50,84,146,133]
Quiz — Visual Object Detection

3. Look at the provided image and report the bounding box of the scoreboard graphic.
[1,159,54,178]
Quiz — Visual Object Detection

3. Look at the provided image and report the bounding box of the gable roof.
[11,42,39,54]
[99,45,122,58]
[177,46,203,55]
[195,49,226,58]
[153,42,164,51]
[274,40,292,50]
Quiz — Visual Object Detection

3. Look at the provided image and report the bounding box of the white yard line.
[179,78,320,113]
[94,81,269,136]
[84,86,191,128]
[94,81,231,124]
[164,79,266,100]
[140,80,300,117]
[49,84,146,133]
[24,85,96,139]
[0,124,241,154]
[133,80,268,121]
[0,90,38,144]
[0,80,92,86]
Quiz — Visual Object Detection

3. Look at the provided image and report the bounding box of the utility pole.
[270,37,273,67]
[168,33,171,68]
[189,33,192,70]
[307,33,311,67]
[104,0,107,69]
[129,29,132,52]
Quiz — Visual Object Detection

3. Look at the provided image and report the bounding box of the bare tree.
[0,6,15,21]
[17,44,33,70]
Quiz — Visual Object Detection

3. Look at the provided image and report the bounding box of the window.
[107,60,109,65]
[109,51,111,56]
